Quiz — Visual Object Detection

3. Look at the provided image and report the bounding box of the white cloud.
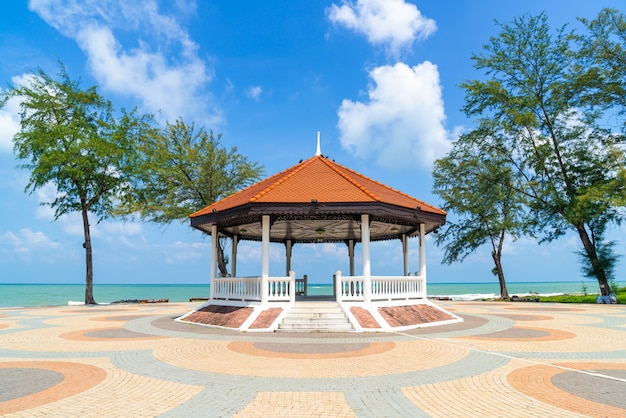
[337,61,451,170]
[1,74,43,153]
[247,85,263,101]
[327,0,436,57]
[2,228,63,262]
[0,92,20,153]
[28,0,219,124]
[164,240,209,265]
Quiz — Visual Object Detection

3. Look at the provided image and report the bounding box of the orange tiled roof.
[190,156,445,218]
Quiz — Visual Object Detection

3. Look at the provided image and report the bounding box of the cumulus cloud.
[327,0,436,57]
[247,85,263,101]
[337,61,451,170]
[0,92,20,153]
[2,228,63,262]
[28,0,219,124]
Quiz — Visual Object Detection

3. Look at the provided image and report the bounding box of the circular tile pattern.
[0,368,63,402]
[253,341,371,354]
[249,341,385,357]
[406,314,489,334]
[2,301,624,416]
[490,313,553,321]
[91,314,150,322]
[552,370,626,409]
[508,362,626,417]
[224,340,399,362]
[465,326,576,341]
[0,361,106,414]
[61,327,166,341]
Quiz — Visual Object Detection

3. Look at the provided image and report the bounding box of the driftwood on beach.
[111,298,169,304]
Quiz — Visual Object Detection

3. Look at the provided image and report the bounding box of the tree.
[433,132,530,299]
[576,8,626,127]
[1,65,154,304]
[461,13,626,296]
[121,118,264,276]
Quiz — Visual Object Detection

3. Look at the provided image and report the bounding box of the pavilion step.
[277,302,353,332]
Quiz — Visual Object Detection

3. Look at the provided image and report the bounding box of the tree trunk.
[576,222,610,296]
[217,239,228,277]
[82,208,96,305]
[491,250,510,300]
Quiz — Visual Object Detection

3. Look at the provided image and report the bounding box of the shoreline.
[1,281,621,309]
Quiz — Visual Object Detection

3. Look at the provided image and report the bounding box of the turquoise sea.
[0,281,622,308]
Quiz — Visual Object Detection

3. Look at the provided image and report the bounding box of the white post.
[334,270,342,302]
[419,223,426,295]
[231,235,238,277]
[289,270,296,304]
[285,239,292,276]
[361,214,371,303]
[261,215,270,305]
[348,239,355,276]
[402,233,409,276]
[210,224,218,300]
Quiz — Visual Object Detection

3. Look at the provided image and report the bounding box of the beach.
[1,300,625,417]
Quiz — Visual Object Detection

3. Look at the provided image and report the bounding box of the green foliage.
[538,294,602,303]
[433,135,529,264]
[1,63,154,304]
[121,118,264,223]
[539,287,625,303]
[432,131,532,299]
[118,118,264,276]
[577,239,621,282]
[458,12,626,295]
[576,8,626,126]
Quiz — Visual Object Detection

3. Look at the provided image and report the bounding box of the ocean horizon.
[1,280,622,308]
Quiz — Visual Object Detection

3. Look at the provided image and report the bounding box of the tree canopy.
[1,64,153,304]
[433,132,530,299]
[121,118,265,275]
[435,10,626,296]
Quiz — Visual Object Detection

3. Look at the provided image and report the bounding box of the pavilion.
[179,135,461,331]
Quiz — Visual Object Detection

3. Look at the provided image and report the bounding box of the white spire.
[315,131,321,156]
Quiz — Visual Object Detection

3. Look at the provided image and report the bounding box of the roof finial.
[315,131,321,156]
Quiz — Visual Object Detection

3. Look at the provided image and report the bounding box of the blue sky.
[1,0,624,286]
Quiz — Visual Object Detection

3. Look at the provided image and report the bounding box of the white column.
[289,270,296,304]
[334,270,342,302]
[361,214,371,303]
[419,223,426,280]
[231,235,238,277]
[210,224,218,299]
[285,239,292,276]
[402,233,409,276]
[261,215,270,305]
[348,239,355,276]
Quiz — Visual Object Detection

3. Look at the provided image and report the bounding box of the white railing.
[336,274,365,301]
[295,274,308,296]
[335,271,425,302]
[213,271,296,303]
[370,275,425,301]
[266,272,295,302]
[213,276,262,301]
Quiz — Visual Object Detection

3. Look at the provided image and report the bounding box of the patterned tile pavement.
[0,301,624,417]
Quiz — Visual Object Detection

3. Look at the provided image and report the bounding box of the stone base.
[179,299,462,332]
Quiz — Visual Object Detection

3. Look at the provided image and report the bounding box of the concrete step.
[278,322,353,331]
[284,313,348,320]
[276,301,353,332]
